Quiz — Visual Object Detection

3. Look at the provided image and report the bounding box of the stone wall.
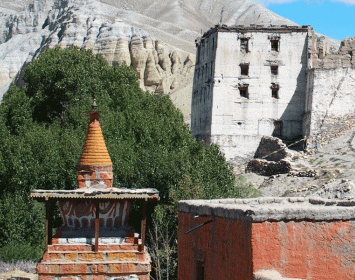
[190,31,217,143]
[304,67,355,145]
[191,25,310,160]
[315,37,355,69]
[245,159,291,176]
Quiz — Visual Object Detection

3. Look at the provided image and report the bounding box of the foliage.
[0,191,45,262]
[0,244,44,262]
[0,47,258,273]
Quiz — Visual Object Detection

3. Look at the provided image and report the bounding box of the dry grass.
[0,261,37,274]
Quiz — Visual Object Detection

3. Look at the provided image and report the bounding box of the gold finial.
[92,99,97,111]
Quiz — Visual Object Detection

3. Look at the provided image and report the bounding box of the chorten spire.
[77,99,113,188]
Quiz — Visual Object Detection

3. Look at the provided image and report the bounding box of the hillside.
[0,0,339,123]
[242,126,355,200]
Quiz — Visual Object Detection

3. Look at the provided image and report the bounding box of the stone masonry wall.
[190,31,217,143]
[315,37,355,69]
[245,159,291,176]
[191,26,310,160]
[304,67,355,145]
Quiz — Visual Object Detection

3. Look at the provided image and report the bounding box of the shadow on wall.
[275,41,308,142]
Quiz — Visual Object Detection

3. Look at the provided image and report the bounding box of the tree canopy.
[0,47,257,275]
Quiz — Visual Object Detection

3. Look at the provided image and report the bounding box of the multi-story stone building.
[191,25,355,160]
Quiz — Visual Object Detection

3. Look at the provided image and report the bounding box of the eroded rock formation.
[0,0,195,121]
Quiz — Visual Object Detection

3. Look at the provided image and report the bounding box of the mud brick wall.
[178,197,355,280]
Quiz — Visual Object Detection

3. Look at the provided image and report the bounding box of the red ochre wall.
[178,212,355,280]
[252,220,355,280]
[178,212,254,280]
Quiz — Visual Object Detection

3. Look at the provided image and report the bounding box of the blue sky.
[256,0,355,41]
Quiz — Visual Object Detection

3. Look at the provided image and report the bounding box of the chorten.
[31,100,159,280]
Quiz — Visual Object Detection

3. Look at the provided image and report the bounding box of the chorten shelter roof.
[31,187,159,202]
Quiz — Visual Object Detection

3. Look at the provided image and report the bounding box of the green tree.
[0,47,259,274]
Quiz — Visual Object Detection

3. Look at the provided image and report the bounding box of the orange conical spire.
[77,100,113,189]
[78,112,112,166]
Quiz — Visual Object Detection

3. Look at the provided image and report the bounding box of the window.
[271,83,279,99]
[271,39,279,52]
[272,88,279,99]
[196,260,205,280]
[240,38,249,53]
[271,66,278,75]
[239,85,249,98]
[240,65,249,76]
[273,121,283,137]
[197,46,201,64]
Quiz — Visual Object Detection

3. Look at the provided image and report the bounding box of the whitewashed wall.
[192,27,309,160]
[305,67,355,142]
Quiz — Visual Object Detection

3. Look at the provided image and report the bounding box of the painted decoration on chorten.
[59,200,132,229]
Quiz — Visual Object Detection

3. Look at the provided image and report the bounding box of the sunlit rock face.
[0,0,195,122]
[1,0,341,124]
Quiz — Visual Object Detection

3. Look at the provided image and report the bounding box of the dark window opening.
[240,65,249,76]
[271,83,279,99]
[240,39,249,53]
[318,49,324,59]
[271,66,278,75]
[239,86,249,98]
[196,260,205,280]
[273,121,283,137]
[271,39,279,52]
[272,88,279,99]
[197,47,201,64]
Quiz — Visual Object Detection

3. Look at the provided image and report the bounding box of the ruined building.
[191,25,355,160]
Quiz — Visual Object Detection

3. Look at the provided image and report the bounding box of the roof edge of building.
[178,197,355,222]
[196,24,313,45]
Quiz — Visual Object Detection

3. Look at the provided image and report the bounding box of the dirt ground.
[239,126,355,199]
[0,270,37,280]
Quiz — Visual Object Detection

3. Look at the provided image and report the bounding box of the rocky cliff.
[0,0,342,123]
[0,0,195,121]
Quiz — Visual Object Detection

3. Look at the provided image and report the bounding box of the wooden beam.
[140,200,147,251]
[94,201,100,252]
[48,202,54,247]
[45,201,52,252]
